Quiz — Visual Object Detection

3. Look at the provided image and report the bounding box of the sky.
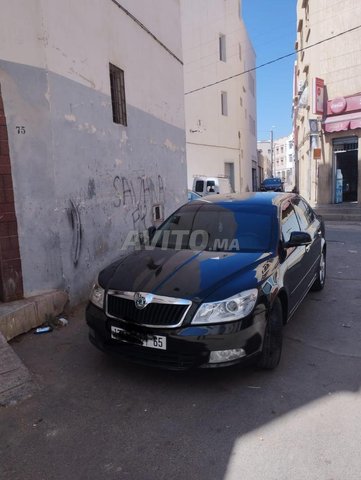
[242,0,297,141]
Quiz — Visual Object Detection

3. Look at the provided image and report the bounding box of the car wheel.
[257,298,283,370]
[311,249,326,291]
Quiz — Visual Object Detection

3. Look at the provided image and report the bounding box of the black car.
[260,177,284,192]
[86,193,326,370]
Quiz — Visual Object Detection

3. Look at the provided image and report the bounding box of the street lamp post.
[270,128,274,177]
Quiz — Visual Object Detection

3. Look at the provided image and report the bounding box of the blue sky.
[242,0,297,141]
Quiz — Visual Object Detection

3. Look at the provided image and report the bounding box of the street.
[1,222,361,480]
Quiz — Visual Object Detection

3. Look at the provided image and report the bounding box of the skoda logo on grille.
[134,292,149,310]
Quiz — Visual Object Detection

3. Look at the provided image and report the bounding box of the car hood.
[99,248,275,303]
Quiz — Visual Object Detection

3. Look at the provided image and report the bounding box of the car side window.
[292,198,309,231]
[300,198,315,224]
[206,181,216,193]
[281,202,300,243]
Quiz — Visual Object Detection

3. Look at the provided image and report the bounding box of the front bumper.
[86,302,267,370]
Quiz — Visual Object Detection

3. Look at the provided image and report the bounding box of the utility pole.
[270,129,274,177]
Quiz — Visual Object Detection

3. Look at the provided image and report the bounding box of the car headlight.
[191,289,258,325]
[89,279,105,309]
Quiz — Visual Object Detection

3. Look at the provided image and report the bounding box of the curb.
[0,290,68,341]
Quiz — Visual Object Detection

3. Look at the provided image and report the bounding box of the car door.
[292,196,322,289]
[279,199,310,315]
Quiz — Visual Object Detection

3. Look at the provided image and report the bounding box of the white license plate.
[143,335,167,350]
[111,326,166,350]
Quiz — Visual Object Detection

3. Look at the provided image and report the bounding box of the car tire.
[311,249,326,291]
[257,298,283,370]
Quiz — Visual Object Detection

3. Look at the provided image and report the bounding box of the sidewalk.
[0,290,68,406]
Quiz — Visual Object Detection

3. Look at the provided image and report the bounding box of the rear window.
[263,178,282,185]
[195,180,204,193]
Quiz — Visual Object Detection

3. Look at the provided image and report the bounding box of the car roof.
[190,192,296,207]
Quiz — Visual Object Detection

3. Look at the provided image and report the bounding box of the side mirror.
[284,231,312,248]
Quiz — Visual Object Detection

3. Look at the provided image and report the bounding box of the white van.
[192,176,233,196]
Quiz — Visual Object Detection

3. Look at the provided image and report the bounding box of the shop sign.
[312,78,324,114]
[313,148,321,160]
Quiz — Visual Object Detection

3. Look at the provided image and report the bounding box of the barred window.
[221,91,228,116]
[109,63,127,126]
[219,34,226,62]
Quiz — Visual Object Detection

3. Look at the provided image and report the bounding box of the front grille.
[107,295,189,327]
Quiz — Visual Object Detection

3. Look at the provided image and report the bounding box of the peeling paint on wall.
[120,130,128,144]
[163,138,179,152]
[77,122,96,134]
[65,113,76,122]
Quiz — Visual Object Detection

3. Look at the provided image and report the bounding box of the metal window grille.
[221,91,228,116]
[109,63,127,126]
[219,34,226,62]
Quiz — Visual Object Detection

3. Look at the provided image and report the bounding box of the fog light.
[209,349,246,364]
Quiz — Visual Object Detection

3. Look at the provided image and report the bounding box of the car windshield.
[263,178,282,185]
[153,203,275,252]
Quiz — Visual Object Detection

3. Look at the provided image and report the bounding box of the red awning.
[323,112,361,133]
[350,117,361,130]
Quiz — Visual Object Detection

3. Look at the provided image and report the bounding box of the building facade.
[257,140,272,185]
[0,0,187,303]
[273,134,295,191]
[181,0,257,193]
[294,0,361,205]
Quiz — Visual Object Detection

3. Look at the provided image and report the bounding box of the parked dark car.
[86,192,326,370]
[260,177,284,192]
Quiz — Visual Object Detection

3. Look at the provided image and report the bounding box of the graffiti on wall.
[113,175,165,230]
[68,199,82,266]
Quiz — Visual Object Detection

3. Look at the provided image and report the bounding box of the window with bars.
[219,34,226,62]
[109,63,127,126]
[221,91,228,116]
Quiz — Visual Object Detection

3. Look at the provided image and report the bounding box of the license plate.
[143,335,166,350]
[111,326,166,350]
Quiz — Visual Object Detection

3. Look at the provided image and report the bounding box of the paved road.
[1,222,361,480]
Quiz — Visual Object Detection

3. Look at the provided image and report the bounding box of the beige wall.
[295,0,361,205]
[181,0,257,192]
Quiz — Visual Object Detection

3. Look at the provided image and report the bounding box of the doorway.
[0,84,24,301]
[224,162,235,192]
[333,138,358,203]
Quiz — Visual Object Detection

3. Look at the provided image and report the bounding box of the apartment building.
[273,134,295,191]
[181,0,257,193]
[0,0,186,303]
[294,0,361,205]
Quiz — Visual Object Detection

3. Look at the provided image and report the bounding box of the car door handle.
[305,245,311,253]
[317,230,322,237]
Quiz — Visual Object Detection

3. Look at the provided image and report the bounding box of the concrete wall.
[181,0,257,192]
[0,0,187,302]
